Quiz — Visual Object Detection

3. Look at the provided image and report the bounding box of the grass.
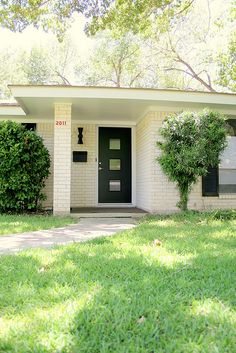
[0,214,76,236]
[0,211,235,353]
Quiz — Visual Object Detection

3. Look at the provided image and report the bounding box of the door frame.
[95,124,136,207]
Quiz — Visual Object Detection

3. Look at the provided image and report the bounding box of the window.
[22,123,36,131]
[218,134,236,194]
[109,180,121,192]
[203,119,236,196]
[109,159,121,171]
[202,167,218,196]
[219,169,236,193]
[109,139,120,150]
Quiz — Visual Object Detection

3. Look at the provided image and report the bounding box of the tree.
[49,37,77,85]
[157,110,227,211]
[145,0,235,92]
[0,48,26,98]
[0,121,50,213]
[216,0,236,92]
[21,38,77,85]
[76,32,151,87]
[0,1,194,39]
[216,32,236,92]
[88,0,195,35]
[21,47,52,84]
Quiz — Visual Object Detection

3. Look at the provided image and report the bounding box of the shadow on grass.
[0,218,235,353]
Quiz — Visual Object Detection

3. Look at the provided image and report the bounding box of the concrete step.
[70,207,148,218]
[71,212,147,218]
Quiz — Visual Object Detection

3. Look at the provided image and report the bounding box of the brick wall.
[53,103,71,215]
[136,115,153,211]
[71,124,97,207]
[137,111,236,212]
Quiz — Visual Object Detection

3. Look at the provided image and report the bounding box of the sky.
[0,14,93,57]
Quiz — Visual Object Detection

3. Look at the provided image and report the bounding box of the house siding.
[53,103,72,215]
[71,123,97,207]
[136,114,155,211]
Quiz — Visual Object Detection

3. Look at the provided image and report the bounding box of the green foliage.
[0,0,74,40]
[216,31,236,92]
[80,32,146,87]
[88,0,194,36]
[157,110,227,211]
[0,0,113,40]
[0,1,194,39]
[21,47,52,85]
[208,209,236,221]
[0,121,50,213]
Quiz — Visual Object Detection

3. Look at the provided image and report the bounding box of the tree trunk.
[178,182,189,211]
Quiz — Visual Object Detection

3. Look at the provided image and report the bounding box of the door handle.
[98,161,103,171]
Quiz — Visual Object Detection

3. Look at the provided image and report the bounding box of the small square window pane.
[109,159,121,171]
[109,139,120,150]
[219,168,236,193]
[109,180,121,192]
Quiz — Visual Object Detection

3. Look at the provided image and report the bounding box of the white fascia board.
[147,105,236,115]
[0,106,26,116]
[137,105,236,124]
[9,85,236,107]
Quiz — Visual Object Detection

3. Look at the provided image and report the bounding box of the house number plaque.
[55,120,67,126]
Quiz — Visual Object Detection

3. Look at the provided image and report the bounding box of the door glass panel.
[109,180,121,191]
[109,159,121,171]
[109,139,120,150]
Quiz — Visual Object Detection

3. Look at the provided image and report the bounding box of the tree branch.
[175,56,216,91]
[174,0,195,16]
[54,71,71,85]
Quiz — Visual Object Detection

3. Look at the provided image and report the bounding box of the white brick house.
[0,85,236,215]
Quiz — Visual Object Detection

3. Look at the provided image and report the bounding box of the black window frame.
[202,167,219,197]
[22,123,37,131]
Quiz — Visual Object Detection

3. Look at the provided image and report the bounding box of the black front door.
[98,127,132,203]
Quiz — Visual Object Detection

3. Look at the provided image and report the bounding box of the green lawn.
[0,212,235,353]
[0,214,76,236]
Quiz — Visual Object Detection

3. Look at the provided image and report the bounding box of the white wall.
[71,123,97,207]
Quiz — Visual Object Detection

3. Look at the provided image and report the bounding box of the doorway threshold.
[70,207,148,218]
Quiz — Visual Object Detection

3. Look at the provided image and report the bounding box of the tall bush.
[0,121,50,213]
[157,110,227,211]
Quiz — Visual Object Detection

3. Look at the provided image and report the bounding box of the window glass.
[219,136,236,194]
[22,123,36,131]
[109,159,121,171]
[109,139,120,150]
[226,120,236,136]
[219,169,236,193]
[109,180,121,191]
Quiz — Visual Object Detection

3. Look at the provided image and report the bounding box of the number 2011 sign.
[56,120,67,126]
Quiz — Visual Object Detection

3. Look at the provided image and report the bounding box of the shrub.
[0,121,50,213]
[157,109,227,211]
[208,209,236,221]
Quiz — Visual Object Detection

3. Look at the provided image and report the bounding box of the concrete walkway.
[0,218,137,255]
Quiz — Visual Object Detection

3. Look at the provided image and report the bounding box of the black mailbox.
[73,151,88,162]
